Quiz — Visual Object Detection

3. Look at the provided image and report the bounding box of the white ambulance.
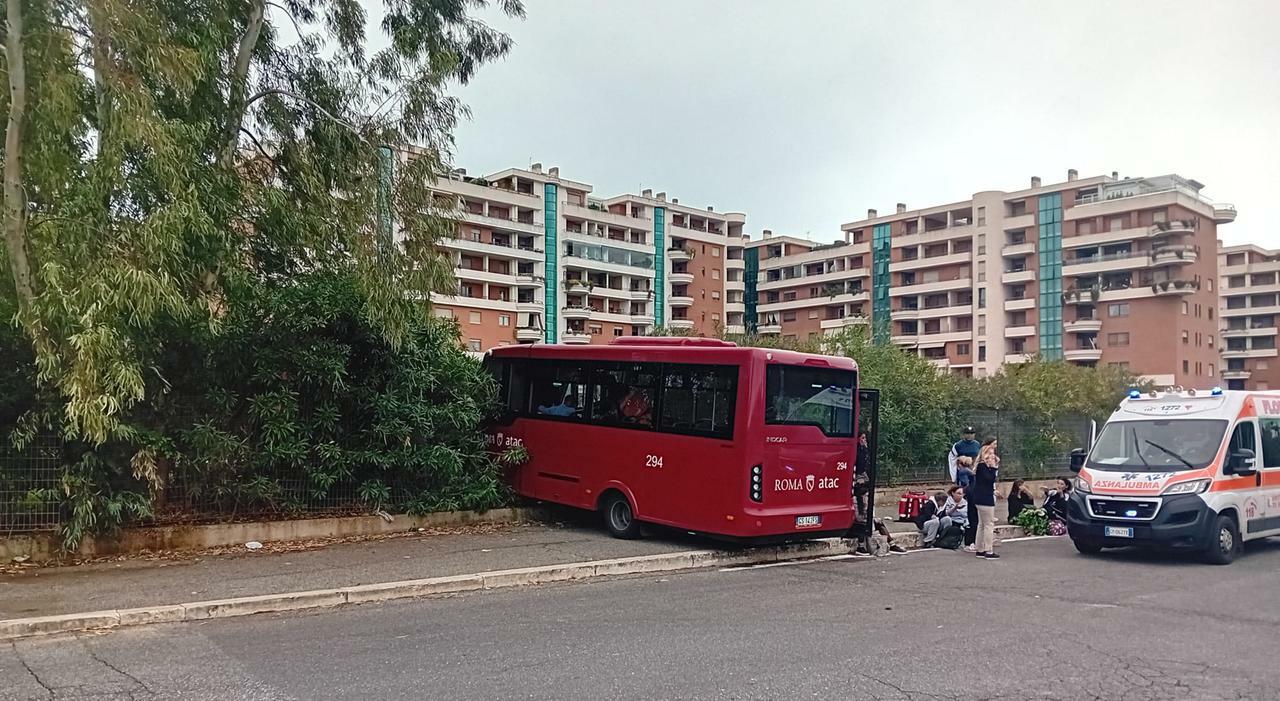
[1067,387,1280,564]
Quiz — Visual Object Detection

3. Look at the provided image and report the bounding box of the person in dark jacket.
[1007,479,1035,521]
[972,437,1001,559]
[1041,477,1073,533]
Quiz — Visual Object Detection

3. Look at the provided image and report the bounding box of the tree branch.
[265,1,305,39]
[244,88,367,142]
[3,0,37,316]
[218,0,266,168]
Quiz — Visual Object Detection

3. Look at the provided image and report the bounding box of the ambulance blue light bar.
[1211,386,1224,396]
[1128,389,1142,399]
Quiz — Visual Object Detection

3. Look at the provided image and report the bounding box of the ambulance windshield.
[1087,419,1226,471]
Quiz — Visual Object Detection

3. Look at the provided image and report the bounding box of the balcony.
[758,322,782,335]
[668,271,695,285]
[561,331,591,345]
[1001,269,1037,285]
[1004,325,1036,338]
[516,299,543,314]
[515,273,545,287]
[562,306,593,320]
[669,295,694,307]
[1150,279,1199,297]
[1148,219,1196,239]
[726,258,745,270]
[1221,347,1278,360]
[1214,204,1238,224]
[666,247,692,262]
[1065,347,1103,362]
[1003,212,1036,230]
[890,277,972,296]
[892,308,921,321]
[630,313,655,325]
[1063,252,1148,275]
[1064,318,1103,333]
[1220,369,1251,381]
[1002,242,1036,257]
[1151,245,1198,266]
[1004,353,1032,364]
[1221,326,1278,339]
[1004,297,1036,312]
[927,357,951,370]
[515,327,542,342]
[724,324,746,335]
[820,316,869,331]
[628,288,653,301]
[667,318,695,330]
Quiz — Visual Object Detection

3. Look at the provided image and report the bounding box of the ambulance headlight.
[1162,479,1211,496]
[1075,477,1091,494]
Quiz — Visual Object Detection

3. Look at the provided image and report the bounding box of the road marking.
[998,535,1060,543]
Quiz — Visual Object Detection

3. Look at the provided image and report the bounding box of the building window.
[1208,335,1214,347]
[712,269,720,280]
[1182,301,1188,315]
[1183,360,1190,374]
[1207,278,1214,292]
[712,290,721,300]
[782,311,797,322]
[978,344,986,361]
[1195,304,1201,318]
[1196,362,1203,375]
[1107,332,1130,347]
[467,339,481,352]
[613,328,623,337]
[1152,208,1167,223]
[1077,220,1094,235]
[469,229,481,241]
[808,310,819,319]
[1209,307,1214,320]
[590,324,603,335]
[436,308,454,319]
[469,311,482,324]
[1107,303,1129,317]
[712,248,720,257]
[1209,363,1215,377]
[957,343,970,355]
[1182,330,1189,344]
[976,207,986,226]
[978,288,986,309]
[1108,361,1130,370]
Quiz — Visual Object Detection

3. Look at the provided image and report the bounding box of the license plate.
[1105,526,1134,538]
[795,515,822,528]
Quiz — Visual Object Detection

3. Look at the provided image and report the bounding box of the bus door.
[855,388,881,538]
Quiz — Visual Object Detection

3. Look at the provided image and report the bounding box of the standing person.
[948,426,981,487]
[854,432,872,520]
[1007,479,1035,521]
[972,437,1001,559]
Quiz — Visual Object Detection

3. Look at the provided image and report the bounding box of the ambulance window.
[1259,419,1280,468]
[1229,421,1258,459]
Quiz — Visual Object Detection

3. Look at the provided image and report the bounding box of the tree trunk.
[3,0,35,317]
[218,0,266,168]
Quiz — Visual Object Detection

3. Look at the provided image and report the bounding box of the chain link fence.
[0,434,64,534]
[879,410,1093,487]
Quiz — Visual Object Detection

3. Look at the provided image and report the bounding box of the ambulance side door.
[1252,417,1280,538]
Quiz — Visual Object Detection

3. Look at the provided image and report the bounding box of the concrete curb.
[0,526,1034,641]
[0,539,848,640]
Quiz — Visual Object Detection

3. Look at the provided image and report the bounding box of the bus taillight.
[750,465,763,503]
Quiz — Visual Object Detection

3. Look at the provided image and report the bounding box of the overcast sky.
[436,0,1279,246]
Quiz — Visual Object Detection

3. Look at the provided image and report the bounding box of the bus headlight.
[1075,477,1091,494]
[1162,479,1211,496]
[750,465,763,503]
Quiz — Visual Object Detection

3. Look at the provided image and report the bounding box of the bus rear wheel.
[602,492,642,540]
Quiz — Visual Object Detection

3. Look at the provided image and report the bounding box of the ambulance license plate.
[1105,526,1134,538]
[796,515,821,528]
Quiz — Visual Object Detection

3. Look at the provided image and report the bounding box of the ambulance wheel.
[1073,538,1103,555]
[601,492,642,540]
[1204,514,1240,565]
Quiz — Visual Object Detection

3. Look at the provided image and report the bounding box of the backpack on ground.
[897,490,928,522]
[933,523,964,550]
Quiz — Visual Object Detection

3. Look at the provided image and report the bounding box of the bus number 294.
[645,455,664,468]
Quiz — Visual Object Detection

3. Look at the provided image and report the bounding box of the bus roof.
[487,339,858,371]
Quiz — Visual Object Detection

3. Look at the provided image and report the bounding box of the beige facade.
[430,164,745,351]
[750,171,1235,386]
[1218,243,1280,390]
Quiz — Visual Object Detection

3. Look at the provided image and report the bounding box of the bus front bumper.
[1065,492,1215,550]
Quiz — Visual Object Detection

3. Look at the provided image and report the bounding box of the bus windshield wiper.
[1143,440,1194,470]
[1130,427,1150,468]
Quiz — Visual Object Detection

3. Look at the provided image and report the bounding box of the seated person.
[915,492,948,546]
[619,387,652,425]
[942,485,969,529]
[537,395,579,417]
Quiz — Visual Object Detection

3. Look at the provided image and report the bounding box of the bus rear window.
[765,365,855,437]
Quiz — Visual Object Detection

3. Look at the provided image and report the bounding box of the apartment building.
[429,163,746,351]
[747,171,1235,385]
[1218,244,1280,390]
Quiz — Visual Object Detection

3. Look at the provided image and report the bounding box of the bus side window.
[527,361,587,420]
[590,362,658,427]
[1259,419,1280,468]
[506,359,530,415]
[658,364,736,438]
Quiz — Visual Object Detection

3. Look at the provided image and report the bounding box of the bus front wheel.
[601,492,642,540]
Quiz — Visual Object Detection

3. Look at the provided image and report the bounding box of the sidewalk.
[0,518,696,620]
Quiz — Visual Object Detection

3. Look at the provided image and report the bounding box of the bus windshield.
[1087,419,1226,471]
[765,365,856,437]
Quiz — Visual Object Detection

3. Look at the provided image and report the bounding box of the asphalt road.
[6,537,1280,700]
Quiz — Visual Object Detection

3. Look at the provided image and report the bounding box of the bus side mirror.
[1228,449,1257,476]
[1069,448,1087,473]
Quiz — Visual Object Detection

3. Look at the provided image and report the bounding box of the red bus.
[484,337,865,542]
